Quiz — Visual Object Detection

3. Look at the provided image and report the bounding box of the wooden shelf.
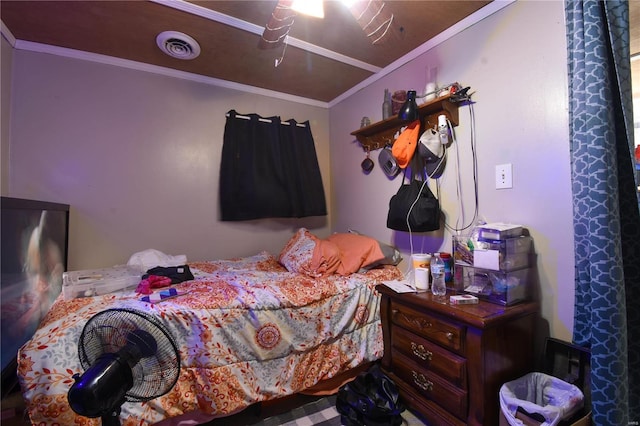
[351,93,460,152]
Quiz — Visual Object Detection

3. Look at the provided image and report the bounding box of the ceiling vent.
[156,31,201,60]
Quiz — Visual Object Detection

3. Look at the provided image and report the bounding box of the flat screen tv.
[1,197,69,395]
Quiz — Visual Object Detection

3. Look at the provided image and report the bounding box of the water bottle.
[431,253,446,297]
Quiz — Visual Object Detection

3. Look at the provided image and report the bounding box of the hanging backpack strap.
[408,149,427,183]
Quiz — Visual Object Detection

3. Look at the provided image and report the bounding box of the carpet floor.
[246,394,427,426]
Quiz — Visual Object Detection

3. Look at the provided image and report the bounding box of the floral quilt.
[17,252,401,425]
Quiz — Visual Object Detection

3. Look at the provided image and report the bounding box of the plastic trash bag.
[499,372,584,426]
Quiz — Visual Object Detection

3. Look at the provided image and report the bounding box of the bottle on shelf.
[382,89,392,120]
[423,66,437,103]
[431,253,446,297]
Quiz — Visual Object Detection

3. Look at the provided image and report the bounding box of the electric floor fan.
[67,308,180,426]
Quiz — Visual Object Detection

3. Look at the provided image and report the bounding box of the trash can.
[499,372,584,426]
[499,338,591,426]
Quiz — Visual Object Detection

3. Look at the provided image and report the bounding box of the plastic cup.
[412,253,431,270]
[415,267,429,291]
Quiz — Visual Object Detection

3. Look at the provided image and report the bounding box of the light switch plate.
[495,163,513,189]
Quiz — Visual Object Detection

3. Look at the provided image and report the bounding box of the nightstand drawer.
[391,377,466,426]
[393,351,468,420]
[392,325,467,387]
[391,301,465,353]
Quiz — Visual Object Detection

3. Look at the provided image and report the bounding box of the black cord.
[443,96,479,234]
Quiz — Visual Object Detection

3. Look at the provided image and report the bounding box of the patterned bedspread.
[17,252,402,425]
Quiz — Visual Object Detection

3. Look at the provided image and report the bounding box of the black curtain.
[219,110,327,221]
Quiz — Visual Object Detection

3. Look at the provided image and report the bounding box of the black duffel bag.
[336,364,405,426]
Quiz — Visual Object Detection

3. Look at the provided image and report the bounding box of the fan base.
[102,413,121,426]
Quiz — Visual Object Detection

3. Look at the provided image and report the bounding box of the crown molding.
[11,39,330,108]
[1,20,16,46]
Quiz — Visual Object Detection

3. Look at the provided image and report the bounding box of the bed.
[16,229,402,425]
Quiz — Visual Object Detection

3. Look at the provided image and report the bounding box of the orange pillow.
[310,238,341,276]
[326,233,385,275]
[279,228,341,277]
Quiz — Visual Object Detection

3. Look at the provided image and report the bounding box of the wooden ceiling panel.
[0,0,492,102]
[190,1,490,67]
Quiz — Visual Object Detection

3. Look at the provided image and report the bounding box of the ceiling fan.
[258,0,396,54]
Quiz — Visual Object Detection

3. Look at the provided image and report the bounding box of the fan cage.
[78,308,180,402]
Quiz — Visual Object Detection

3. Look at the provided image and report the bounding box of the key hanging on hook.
[361,146,374,173]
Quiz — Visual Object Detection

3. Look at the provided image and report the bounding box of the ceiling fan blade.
[258,0,297,50]
[347,0,396,45]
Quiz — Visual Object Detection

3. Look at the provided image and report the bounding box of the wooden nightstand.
[376,285,539,426]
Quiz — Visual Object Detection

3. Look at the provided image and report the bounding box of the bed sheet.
[17,252,402,425]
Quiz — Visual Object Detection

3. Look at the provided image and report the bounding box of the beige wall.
[330,1,574,342]
[1,35,13,194]
[6,51,331,269]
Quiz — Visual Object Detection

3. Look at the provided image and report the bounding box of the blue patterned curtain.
[566,1,640,424]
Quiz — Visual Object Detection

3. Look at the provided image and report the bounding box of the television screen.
[1,197,69,384]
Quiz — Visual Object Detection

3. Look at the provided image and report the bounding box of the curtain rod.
[225,113,307,127]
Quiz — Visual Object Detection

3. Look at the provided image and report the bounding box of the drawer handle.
[412,371,433,392]
[446,332,454,340]
[410,342,433,361]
